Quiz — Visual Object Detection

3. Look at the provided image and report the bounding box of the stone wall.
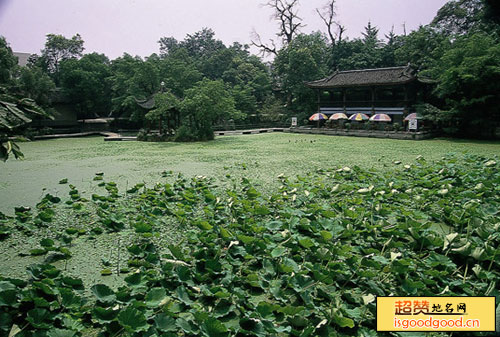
[287,127,435,140]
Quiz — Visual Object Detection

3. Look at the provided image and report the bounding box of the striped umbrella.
[309,113,328,121]
[404,113,423,121]
[348,113,370,121]
[369,113,392,122]
[329,113,348,120]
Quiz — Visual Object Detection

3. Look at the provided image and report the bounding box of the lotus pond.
[1,134,499,214]
[0,134,499,336]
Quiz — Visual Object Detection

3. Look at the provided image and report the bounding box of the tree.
[394,26,449,72]
[159,28,224,61]
[316,0,345,47]
[273,33,329,117]
[424,32,500,137]
[362,21,382,48]
[59,53,112,118]
[0,93,50,161]
[145,91,180,135]
[17,65,55,107]
[40,34,84,84]
[252,0,304,56]
[380,26,402,67]
[0,36,18,85]
[176,79,240,141]
[431,0,485,35]
[329,22,386,71]
[0,37,51,161]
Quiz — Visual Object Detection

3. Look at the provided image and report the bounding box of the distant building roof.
[13,52,31,67]
[306,65,417,89]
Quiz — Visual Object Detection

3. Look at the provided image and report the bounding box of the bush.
[137,128,171,142]
[136,129,147,141]
[174,125,200,142]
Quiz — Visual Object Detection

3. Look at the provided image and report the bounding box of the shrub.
[174,125,200,142]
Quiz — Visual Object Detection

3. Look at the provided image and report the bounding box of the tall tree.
[0,36,18,85]
[109,53,144,119]
[177,79,240,141]
[431,0,486,35]
[252,0,304,56]
[362,21,382,48]
[380,26,403,67]
[158,48,202,98]
[273,33,329,116]
[316,0,345,47]
[159,28,224,60]
[17,66,55,107]
[423,32,500,137]
[59,53,112,118]
[0,37,51,161]
[332,23,385,70]
[394,26,449,72]
[40,34,84,83]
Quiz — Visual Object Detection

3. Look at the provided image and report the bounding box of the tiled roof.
[306,65,417,88]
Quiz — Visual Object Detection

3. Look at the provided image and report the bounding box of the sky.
[0,0,449,60]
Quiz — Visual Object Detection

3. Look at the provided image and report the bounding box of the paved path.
[29,128,289,142]
[34,131,120,140]
[215,128,286,136]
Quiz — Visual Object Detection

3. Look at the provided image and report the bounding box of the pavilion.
[306,65,424,124]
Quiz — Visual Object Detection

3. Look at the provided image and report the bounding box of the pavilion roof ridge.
[306,64,417,89]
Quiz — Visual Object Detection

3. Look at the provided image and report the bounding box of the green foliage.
[394,26,450,72]
[40,34,84,79]
[0,154,499,335]
[59,53,112,118]
[145,91,180,129]
[0,36,18,85]
[158,48,202,98]
[424,32,500,137]
[274,33,329,116]
[176,79,240,141]
[17,65,56,107]
[0,92,52,161]
[431,0,487,35]
[159,27,225,60]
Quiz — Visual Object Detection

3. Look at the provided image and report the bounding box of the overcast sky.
[0,0,448,60]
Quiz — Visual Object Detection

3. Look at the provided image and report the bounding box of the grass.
[1,133,499,215]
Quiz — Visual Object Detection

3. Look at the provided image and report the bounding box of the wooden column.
[371,86,375,114]
[342,88,347,113]
[404,85,409,114]
[317,89,321,114]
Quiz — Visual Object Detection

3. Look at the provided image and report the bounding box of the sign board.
[291,117,297,127]
[409,119,418,131]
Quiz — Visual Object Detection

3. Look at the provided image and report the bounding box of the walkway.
[34,131,120,140]
[215,128,286,136]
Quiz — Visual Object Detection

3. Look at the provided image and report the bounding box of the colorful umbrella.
[404,113,423,121]
[309,113,328,121]
[348,113,370,121]
[369,113,392,122]
[329,113,348,120]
